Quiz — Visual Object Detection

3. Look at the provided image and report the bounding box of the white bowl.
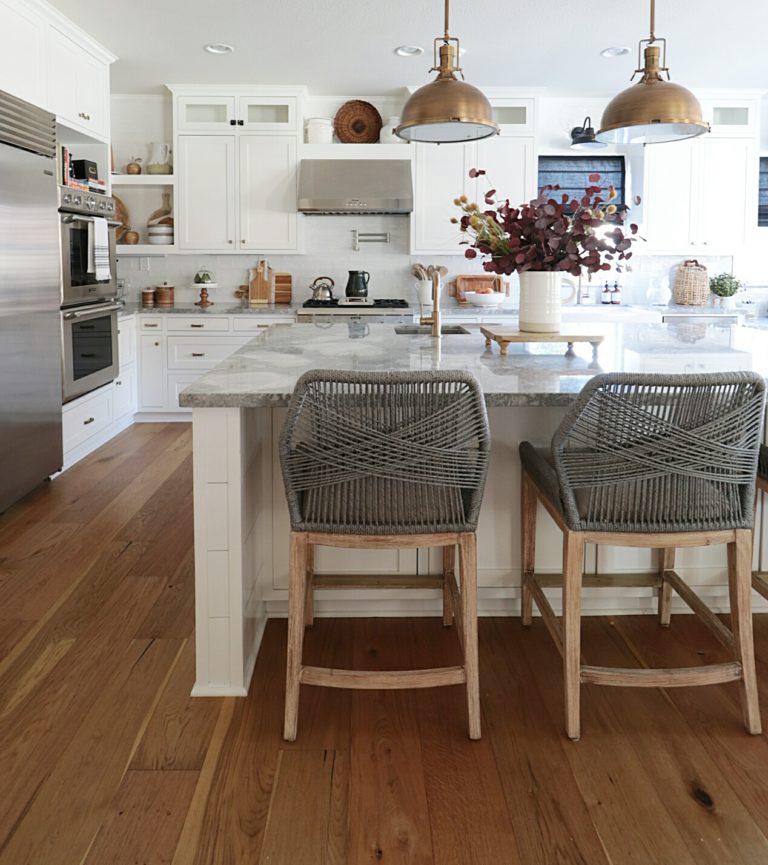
[464,291,504,307]
[147,226,174,235]
[147,236,174,245]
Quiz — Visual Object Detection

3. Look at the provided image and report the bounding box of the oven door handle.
[61,214,122,228]
[63,303,123,320]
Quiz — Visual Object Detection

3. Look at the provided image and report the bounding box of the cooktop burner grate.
[302,298,410,309]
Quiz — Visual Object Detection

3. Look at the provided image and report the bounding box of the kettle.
[346,270,370,298]
[309,276,335,301]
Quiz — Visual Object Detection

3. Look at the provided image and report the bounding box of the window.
[537,156,626,212]
[759,157,768,228]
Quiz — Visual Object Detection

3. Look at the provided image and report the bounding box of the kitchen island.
[180,321,768,695]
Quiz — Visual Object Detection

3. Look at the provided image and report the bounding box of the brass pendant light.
[395,0,498,144]
[597,0,709,145]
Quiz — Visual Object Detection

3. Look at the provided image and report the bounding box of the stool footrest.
[753,571,768,601]
[300,665,467,690]
[312,573,444,590]
[580,662,742,688]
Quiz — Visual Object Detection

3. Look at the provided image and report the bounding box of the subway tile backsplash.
[117,217,743,307]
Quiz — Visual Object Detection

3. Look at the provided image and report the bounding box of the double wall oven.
[59,186,121,402]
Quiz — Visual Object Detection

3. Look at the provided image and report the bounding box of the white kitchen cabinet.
[138,333,166,409]
[412,142,473,254]
[176,95,236,131]
[177,136,237,250]
[46,26,110,139]
[642,136,757,254]
[0,0,45,107]
[239,135,298,250]
[237,96,297,132]
[117,316,136,366]
[177,134,298,253]
[412,135,535,255]
[113,363,137,420]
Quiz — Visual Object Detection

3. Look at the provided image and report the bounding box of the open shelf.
[111,174,175,186]
[115,244,175,257]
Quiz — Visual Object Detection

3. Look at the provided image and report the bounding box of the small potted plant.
[709,273,742,309]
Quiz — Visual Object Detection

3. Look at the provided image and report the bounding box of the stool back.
[280,370,490,534]
[552,372,766,532]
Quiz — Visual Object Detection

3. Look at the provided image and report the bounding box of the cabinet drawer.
[167,373,203,411]
[232,317,291,331]
[139,316,164,331]
[166,336,249,369]
[63,385,112,453]
[166,316,231,332]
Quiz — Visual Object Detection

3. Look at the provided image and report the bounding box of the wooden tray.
[480,325,604,359]
[450,274,504,303]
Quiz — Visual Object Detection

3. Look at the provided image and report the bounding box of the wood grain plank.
[260,749,348,865]
[414,618,524,865]
[349,618,434,865]
[581,617,768,865]
[0,638,184,865]
[131,637,222,771]
[519,620,700,865]
[479,618,611,865]
[134,545,195,639]
[615,614,768,840]
[83,770,199,865]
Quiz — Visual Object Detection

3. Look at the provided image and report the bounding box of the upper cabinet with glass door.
[174,88,301,133]
[698,93,762,137]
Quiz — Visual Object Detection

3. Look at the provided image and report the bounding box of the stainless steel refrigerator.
[0,90,63,513]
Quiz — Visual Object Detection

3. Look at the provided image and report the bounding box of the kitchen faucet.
[420,271,442,337]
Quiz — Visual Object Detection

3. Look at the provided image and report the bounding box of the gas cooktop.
[302,298,410,309]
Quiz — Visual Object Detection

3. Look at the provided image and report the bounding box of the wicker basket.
[673,259,709,306]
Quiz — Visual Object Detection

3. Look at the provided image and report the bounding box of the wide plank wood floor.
[2,422,768,863]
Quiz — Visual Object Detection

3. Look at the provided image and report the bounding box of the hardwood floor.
[3,422,768,863]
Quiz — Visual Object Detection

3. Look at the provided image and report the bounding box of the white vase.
[518,271,572,333]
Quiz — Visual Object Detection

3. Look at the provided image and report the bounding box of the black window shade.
[538,156,626,213]
[759,157,768,228]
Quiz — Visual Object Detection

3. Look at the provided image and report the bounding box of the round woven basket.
[673,259,709,306]
[334,100,383,144]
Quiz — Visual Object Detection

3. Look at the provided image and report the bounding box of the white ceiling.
[48,0,768,97]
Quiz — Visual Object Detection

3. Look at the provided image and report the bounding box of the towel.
[87,217,111,281]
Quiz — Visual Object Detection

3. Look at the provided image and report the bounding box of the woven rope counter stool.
[279,370,490,741]
[519,372,766,740]
[752,445,768,601]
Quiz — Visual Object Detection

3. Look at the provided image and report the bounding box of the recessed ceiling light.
[600,46,631,58]
[204,43,234,55]
[394,45,424,57]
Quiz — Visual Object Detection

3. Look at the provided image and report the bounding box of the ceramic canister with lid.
[306,118,334,144]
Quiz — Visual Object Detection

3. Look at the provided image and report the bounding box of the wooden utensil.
[147,191,173,227]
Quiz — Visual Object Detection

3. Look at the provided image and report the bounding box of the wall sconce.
[570,117,607,150]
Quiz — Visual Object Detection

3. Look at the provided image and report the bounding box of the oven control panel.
[58,185,116,217]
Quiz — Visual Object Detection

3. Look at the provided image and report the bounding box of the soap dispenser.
[601,281,612,304]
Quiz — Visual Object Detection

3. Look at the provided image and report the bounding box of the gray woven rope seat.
[519,371,766,740]
[279,369,491,742]
[280,369,490,535]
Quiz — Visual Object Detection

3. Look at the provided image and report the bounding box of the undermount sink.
[394,325,470,335]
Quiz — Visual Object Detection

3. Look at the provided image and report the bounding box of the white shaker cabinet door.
[473,135,535,210]
[138,334,166,409]
[239,134,298,251]
[696,136,755,252]
[0,0,45,107]
[177,135,238,251]
[641,140,696,252]
[412,142,473,255]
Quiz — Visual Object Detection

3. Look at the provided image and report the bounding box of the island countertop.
[179,320,766,409]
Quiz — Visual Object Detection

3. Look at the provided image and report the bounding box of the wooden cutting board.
[450,274,504,303]
[249,263,273,305]
[480,325,604,358]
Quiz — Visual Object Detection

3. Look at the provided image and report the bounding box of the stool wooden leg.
[563,531,585,741]
[304,543,315,627]
[442,545,455,627]
[521,471,536,627]
[658,547,674,627]
[459,533,481,740]
[728,529,761,735]
[284,531,308,741]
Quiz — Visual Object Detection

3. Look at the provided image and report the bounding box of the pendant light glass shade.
[596,1,709,145]
[395,3,497,143]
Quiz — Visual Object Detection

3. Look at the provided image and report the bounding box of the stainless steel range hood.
[298,159,413,215]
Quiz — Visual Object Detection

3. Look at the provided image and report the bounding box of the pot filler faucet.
[420,271,442,337]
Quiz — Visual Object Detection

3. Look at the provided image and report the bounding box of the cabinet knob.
[154,341,160,346]
[237,119,244,126]
[228,239,234,244]
[115,380,122,386]
[241,239,246,244]
[230,119,236,126]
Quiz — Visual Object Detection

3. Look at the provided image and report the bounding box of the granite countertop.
[179,320,766,409]
[118,301,297,316]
